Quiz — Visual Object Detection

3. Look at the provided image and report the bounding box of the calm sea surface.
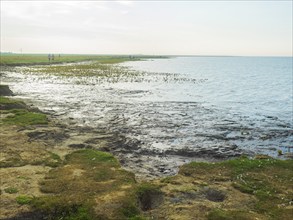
[3,56,293,160]
[121,56,292,122]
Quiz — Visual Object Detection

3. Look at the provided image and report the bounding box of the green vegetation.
[0,96,17,104]
[17,176,31,180]
[0,54,115,65]
[31,196,94,220]
[4,187,19,194]
[33,149,143,219]
[180,157,293,220]
[65,149,119,167]
[21,61,141,83]
[136,183,162,197]
[0,54,166,66]
[207,209,255,220]
[0,149,62,168]
[1,54,169,86]
[231,182,254,194]
[0,96,26,109]
[1,84,292,219]
[16,195,33,205]
[0,96,48,126]
[1,109,48,126]
[0,154,25,168]
[34,152,62,168]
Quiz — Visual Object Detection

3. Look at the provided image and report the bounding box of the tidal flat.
[0,55,292,219]
[1,94,292,220]
[2,56,292,179]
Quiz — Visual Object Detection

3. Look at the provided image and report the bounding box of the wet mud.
[1,63,292,179]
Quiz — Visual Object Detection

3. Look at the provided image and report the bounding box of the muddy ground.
[1,85,292,219]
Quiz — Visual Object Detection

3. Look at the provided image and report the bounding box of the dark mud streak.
[0,211,45,220]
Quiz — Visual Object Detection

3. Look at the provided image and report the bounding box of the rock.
[0,85,14,96]
[99,146,111,152]
[27,130,69,142]
[68,143,88,148]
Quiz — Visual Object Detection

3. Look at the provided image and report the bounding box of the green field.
[0,53,166,66]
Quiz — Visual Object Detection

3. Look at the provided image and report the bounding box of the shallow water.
[1,57,292,169]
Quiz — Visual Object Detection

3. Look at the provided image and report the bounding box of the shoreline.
[14,95,242,180]
[0,54,168,67]
[1,60,292,180]
[1,95,292,219]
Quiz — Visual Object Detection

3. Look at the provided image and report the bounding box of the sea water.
[117,56,293,156]
[121,56,292,122]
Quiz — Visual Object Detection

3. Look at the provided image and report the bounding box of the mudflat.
[1,91,292,220]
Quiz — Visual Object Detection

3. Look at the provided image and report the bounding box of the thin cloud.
[1,1,292,56]
[120,10,129,15]
[116,1,134,7]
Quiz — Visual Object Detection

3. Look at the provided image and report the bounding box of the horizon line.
[0,52,292,58]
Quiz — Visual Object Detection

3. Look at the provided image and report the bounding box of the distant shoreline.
[0,54,168,67]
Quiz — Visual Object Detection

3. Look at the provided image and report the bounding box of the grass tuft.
[180,157,293,219]
[4,187,19,194]
[207,209,254,220]
[1,109,48,126]
[34,149,141,219]
[16,195,33,205]
[65,149,119,167]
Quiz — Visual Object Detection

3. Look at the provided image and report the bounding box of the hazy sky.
[1,0,292,56]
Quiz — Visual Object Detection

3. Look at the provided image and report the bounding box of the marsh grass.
[0,153,25,168]
[23,61,141,81]
[0,54,166,66]
[31,196,94,220]
[0,96,19,104]
[16,195,33,205]
[1,109,48,126]
[207,209,256,220]
[14,56,204,85]
[0,96,27,110]
[4,187,19,194]
[0,149,62,168]
[34,149,144,219]
[64,149,120,167]
[180,157,293,219]
[37,152,62,168]
[0,96,48,126]
[0,54,121,66]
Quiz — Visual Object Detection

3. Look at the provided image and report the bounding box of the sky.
[1,0,292,56]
